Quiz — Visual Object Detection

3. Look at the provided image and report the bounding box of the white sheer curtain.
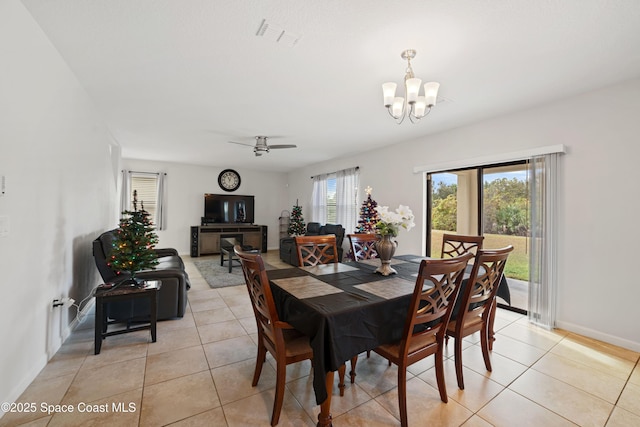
[528,153,559,329]
[120,169,130,216]
[311,174,328,224]
[336,167,359,233]
[156,173,166,230]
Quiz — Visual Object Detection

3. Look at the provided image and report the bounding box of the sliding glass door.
[427,161,529,313]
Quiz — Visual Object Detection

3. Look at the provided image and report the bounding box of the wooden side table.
[94,280,162,355]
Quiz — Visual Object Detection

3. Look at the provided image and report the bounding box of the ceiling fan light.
[382,82,397,107]
[424,82,440,106]
[405,78,422,104]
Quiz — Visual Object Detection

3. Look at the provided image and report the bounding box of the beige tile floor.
[2,251,639,427]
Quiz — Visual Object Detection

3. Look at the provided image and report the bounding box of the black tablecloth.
[392,254,511,305]
[268,256,511,405]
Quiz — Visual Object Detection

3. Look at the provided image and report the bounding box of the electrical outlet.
[52,297,75,308]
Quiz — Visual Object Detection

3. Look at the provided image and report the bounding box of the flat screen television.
[204,194,255,224]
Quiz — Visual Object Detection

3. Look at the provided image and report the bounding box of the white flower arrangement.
[375,204,415,237]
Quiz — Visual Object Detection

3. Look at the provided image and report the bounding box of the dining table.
[268,255,510,427]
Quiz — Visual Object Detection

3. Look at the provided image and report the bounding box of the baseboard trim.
[555,320,640,352]
[0,353,47,419]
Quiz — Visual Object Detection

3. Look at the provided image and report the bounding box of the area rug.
[193,259,276,289]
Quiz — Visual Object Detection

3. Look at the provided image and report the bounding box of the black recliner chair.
[92,229,190,320]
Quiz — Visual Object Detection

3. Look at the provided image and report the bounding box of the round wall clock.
[218,169,241,192]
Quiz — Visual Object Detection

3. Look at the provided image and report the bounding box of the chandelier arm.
[387,105,406,124]
[387,107,405,124]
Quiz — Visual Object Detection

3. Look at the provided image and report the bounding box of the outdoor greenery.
[432,178,529,236]
[431,230,529,280]
[431,177,530,280]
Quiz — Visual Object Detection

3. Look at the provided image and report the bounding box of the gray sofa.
[279,222,346,266]
[92,229,190,320]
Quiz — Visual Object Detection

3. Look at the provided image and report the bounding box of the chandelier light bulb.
[424,82,440,106]
[414,96,427,117]
[382,82,397,107]
[405,78,422,104]
[391,97,404,118]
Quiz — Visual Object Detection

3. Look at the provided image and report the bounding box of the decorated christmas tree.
[287,201,306,236]
[355,186,380,234]
[108,191,159,283]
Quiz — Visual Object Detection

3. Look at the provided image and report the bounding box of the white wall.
[0,0,119,412]
[122,159,289,253]
[287,78,640,351]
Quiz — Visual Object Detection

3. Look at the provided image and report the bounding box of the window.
[130,174,158,218]
[427,161,529,313]
[121,170,166,230]
[326,176,337,223]
[311,167,359,231]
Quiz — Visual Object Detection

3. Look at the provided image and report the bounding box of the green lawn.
[431,230,529,280]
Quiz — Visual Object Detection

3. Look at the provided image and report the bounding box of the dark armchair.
[279,222,346,266]
[92,229,190,320]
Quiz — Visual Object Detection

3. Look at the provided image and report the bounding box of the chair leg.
[434,346,448,403]
[397,365,409,427]
[338,364,346,396]
[488,298,497,351]
[349,355,358,384]
[455,337,465,390]
[271,357,287,426]
[481,321,493,372]
[252,343,267,387]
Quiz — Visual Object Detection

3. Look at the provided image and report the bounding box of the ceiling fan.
[228,136,297,156]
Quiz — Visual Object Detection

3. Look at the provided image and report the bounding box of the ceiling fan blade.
[228,140,255,147]
[268,144,297,149]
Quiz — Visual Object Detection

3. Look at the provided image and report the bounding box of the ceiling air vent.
[256,19,300,48]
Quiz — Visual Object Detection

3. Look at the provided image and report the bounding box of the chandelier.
[382,49,440,124]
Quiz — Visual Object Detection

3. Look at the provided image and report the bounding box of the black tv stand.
[190,224,267,257]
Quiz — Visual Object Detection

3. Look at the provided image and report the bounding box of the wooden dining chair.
[293,234,355,394]
[441,233,484,258]
[348,233,378,261]
[345,233,380,377]
[235,246,314,426]
[295,235,339,266]
[445,245,514,390]
[372,253,473,427]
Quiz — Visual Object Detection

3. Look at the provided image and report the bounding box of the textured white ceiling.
[21,0,640,172]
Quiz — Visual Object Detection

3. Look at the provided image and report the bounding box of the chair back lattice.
[294,235,339,266]
[348,233,379,261]
[234,246,281,350]
[441,234,484,258]
[401,253,474,353]
[460,246,513,319]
